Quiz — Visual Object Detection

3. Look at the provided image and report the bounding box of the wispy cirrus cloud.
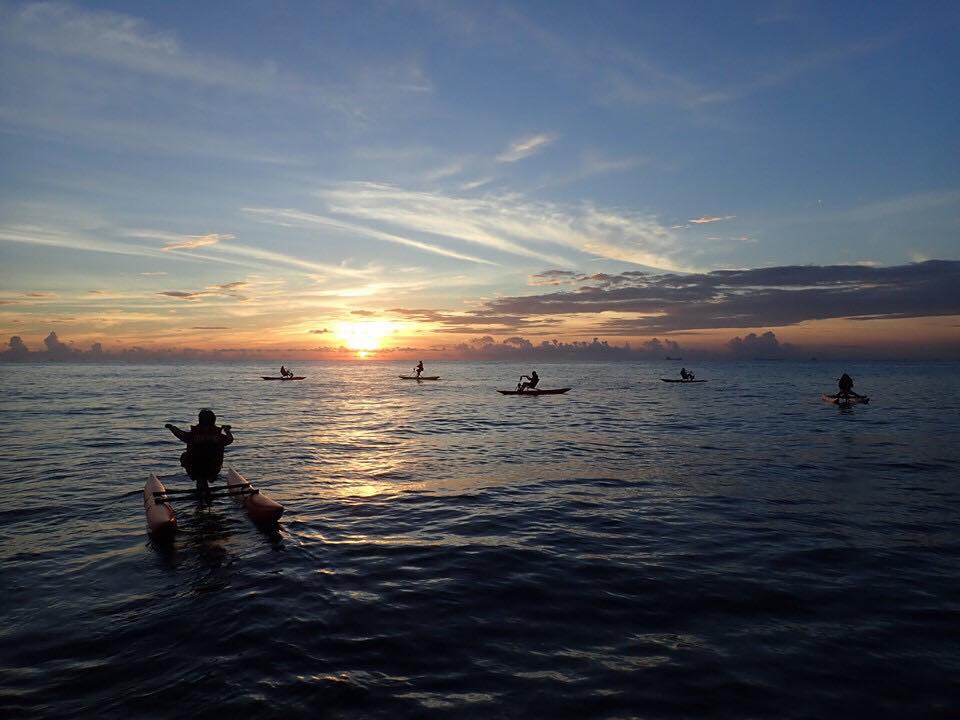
[418,3,890,112]
[0,223,176,260]
[459,177,494,191]
[303,182,681,270]
[159,280,248,302]
[242,207,498,266]
[537,151,647,190]
[689,215,736,225]
[3,1,265,92]
[424,160,466,181]
[0,1,429,107]
[0,1,432,163]
[125,229,235,251]
[828,189,960,223]
[163,233,232,251]
[496,133,558,162]
[121,226,371,278]
[0,221,377,284]
[689,38,891,107]
[211,243,373,279]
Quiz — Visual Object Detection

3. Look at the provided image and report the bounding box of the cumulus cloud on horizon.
[727,331,798,358]
[0,331,684,362]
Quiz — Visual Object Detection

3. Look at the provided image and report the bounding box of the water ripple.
[1,360,959,718]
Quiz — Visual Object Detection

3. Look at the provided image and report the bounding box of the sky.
[1,0,958,360]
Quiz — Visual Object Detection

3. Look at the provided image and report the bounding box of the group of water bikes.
[262,362,868,403]
[147,369,867,536]
[398,363,869,405]
[397,363,868,404]
[400,363,565,395]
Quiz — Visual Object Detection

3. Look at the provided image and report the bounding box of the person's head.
[197,408,216,426]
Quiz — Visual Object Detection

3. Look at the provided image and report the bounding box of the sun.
[334,320,395,356]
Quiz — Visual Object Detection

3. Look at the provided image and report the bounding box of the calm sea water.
[1,360,958,719]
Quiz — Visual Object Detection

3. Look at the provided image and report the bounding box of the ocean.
[1,360,958,718]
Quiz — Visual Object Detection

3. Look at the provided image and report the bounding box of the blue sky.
[1,0,958,356]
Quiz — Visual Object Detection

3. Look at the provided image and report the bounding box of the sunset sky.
[1,1,958,359]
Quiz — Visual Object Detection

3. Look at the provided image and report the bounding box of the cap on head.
[198,408,216,426]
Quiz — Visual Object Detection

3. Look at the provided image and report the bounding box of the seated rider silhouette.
[517,370,540,393]
[165,409,234,484]
[837,373,861,399]
[680,367,695,380]
[414,360,424,378]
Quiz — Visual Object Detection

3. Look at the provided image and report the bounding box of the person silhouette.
[517,370,540,393]
[837,373,862,399]
[165,409,234,486]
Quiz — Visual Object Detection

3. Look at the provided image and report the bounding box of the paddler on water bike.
[414,360,424,378]
[680,367,695,381]
[837,372,862,400]
[280,365,294,378]
[165,409,233,487]
[517,370,539,393]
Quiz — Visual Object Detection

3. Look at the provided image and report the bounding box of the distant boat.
[664,356,682,360]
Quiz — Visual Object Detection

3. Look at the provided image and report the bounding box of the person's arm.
[165,423,190,442]
[222,425,234,446]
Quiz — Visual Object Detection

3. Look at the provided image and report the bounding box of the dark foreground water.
[1,360,958,719]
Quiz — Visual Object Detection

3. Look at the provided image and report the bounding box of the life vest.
[187,424,226,464]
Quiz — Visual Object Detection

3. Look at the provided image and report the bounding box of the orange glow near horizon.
[334,320,397,357]
[2,314,959,360]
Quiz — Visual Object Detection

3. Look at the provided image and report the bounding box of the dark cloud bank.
[492,260,960,334]
[385,260,960,355]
